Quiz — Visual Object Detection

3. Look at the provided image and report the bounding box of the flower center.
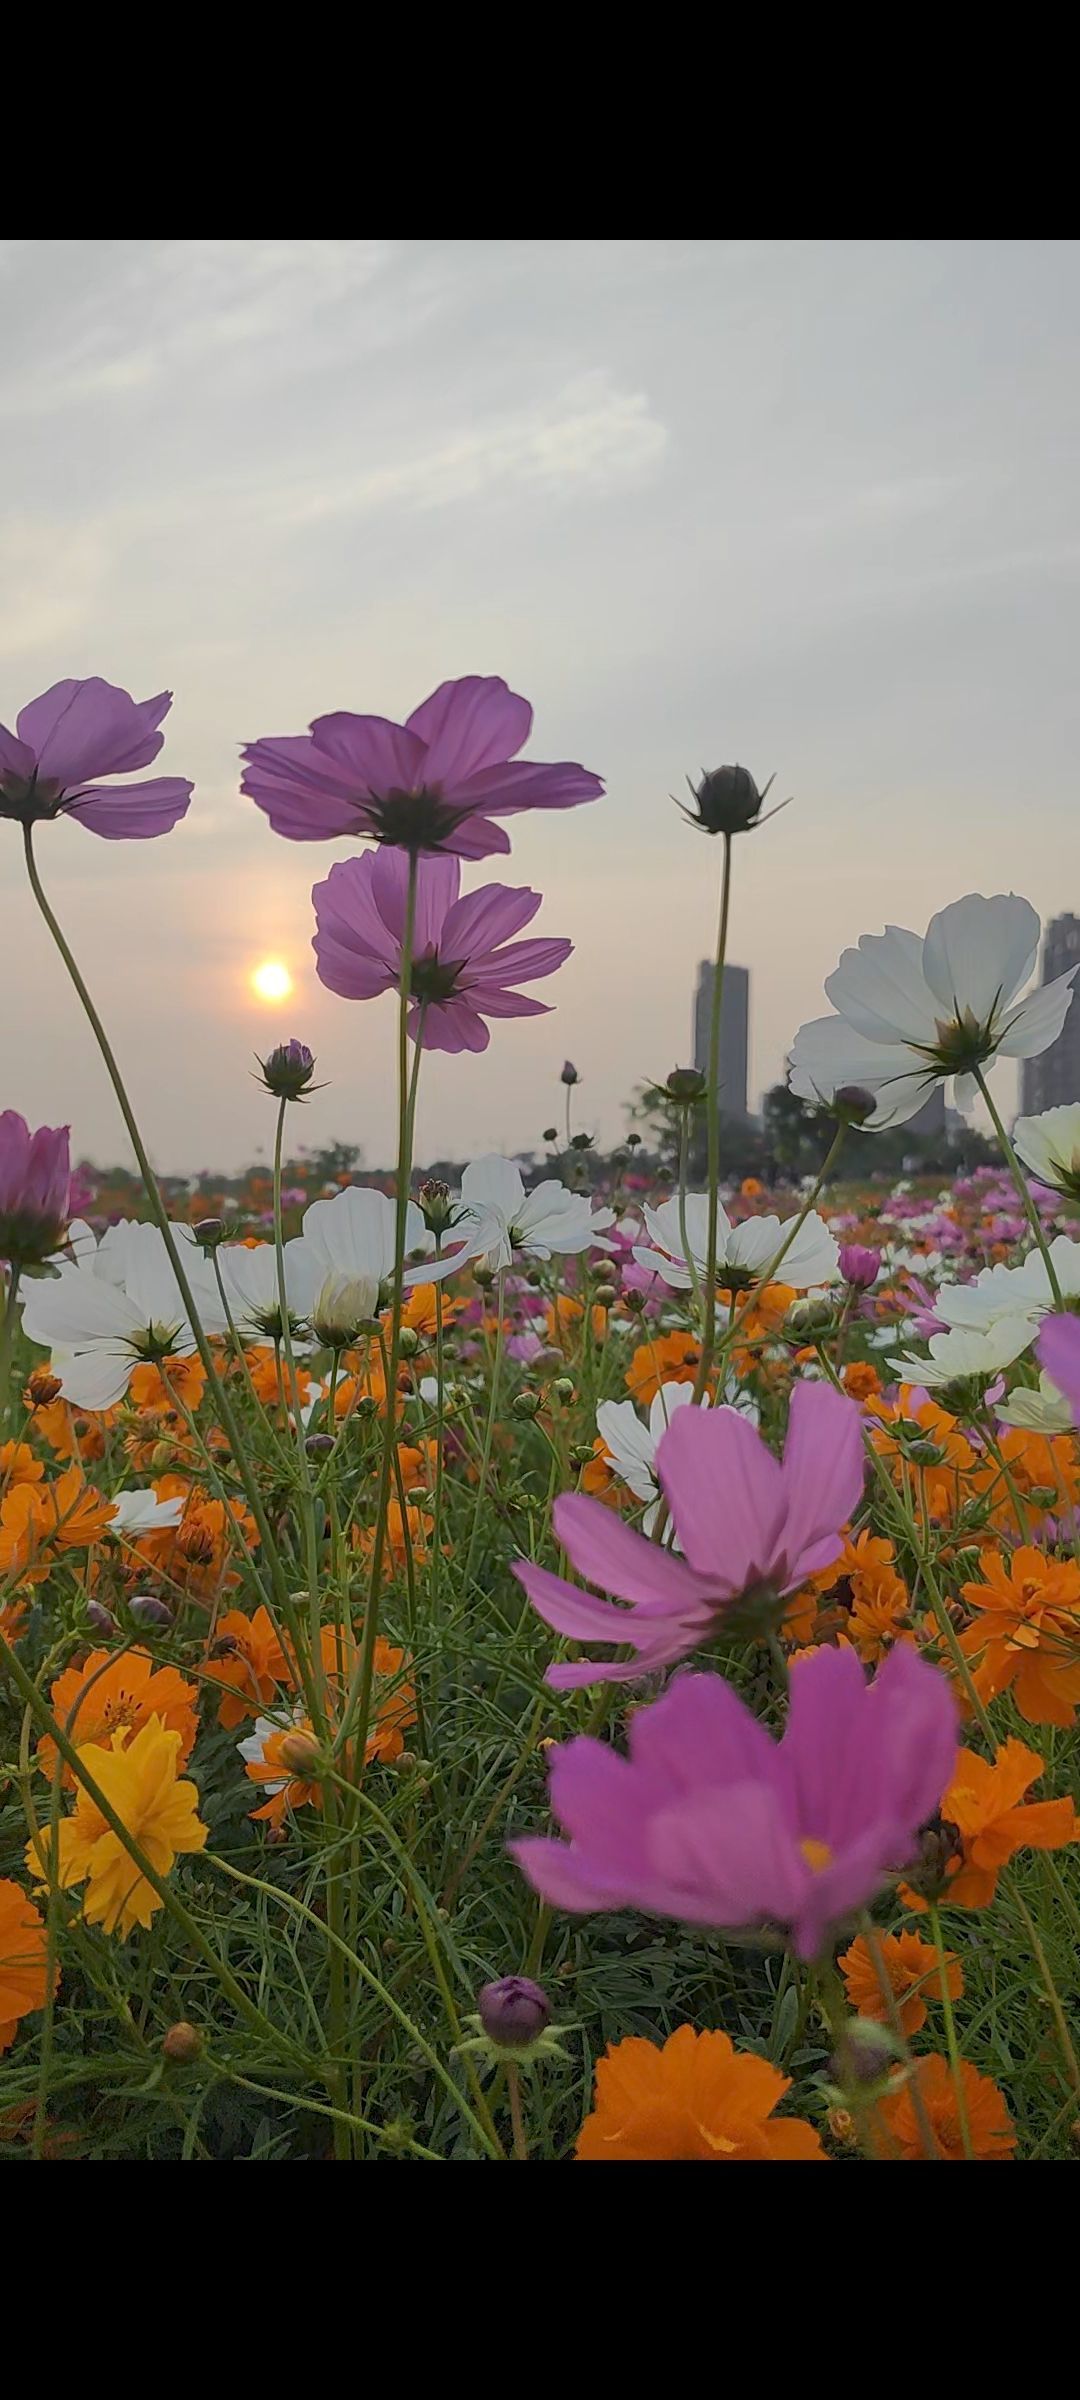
[367,787,464,850]
[800,1837,834,1873]
[0,769,67,825]
[410,950,467,1003]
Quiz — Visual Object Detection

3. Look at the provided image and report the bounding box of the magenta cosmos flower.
[242,674,602,858]
[0,679,192,840]
[512,1644,958,1961]
[514,1380,865,1686]
[1038,1314,1080,1423]
[0,1112,71,1267]
[312,848,572,1053]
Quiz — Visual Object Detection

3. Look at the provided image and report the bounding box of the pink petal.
[406,676,532,788]
[656,1404,786,1588]
[309,711,427,794]
[16,678,169,785]
[440,882,543,957]
[781,1379,866,1585]
[64,777,192,838]
[1039,1314,1080,1420]
[464,936,573,988]
[454,756,604,815]
[551,1490,717,1613]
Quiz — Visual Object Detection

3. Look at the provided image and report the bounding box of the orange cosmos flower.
[26,1715,208,1940]
[28,1397,115,1462]
[0,1466,114,1582]
[842,1360,882,1404]
[245,1349,310,1415]
[396,1283,464,1343]
[129,1476,257,1600]
[838,1930,962,2036]
[625,1330,703,1407]
[204,1606,288,1728]
[867,1390,979,1522]
[352,1499,434,1567]
[576,2026,826,2161]
[0,1879,56,2051]
[37,1649,199,1788]
[740,1178,764,1199]
[0,1598,29,1644]
[959,1547,1080,1727]
[244,1631,415,1826]
[0,1442,44,1490]
[396,1439,437,1493]
[972,1428,1080,1527]
[128,1355,208,1414]
[873,2054,1016,2160]
[543,1293,606,1351]
[936,1738,1080,1908]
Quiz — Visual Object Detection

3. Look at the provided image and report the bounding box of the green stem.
[695,830,733,1395]
[928,1903,973,2159]
[464,1268,506,1588]
[974,1064,1064,1305]
[0,1265,21,1432]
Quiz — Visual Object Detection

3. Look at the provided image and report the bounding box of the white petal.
[922,892,1040,1022]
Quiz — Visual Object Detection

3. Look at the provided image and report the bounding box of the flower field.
[2,671,1080,2162]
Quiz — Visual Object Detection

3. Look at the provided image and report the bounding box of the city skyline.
[1020,913,1080,1118]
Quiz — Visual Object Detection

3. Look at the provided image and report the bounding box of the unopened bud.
[551,1376,575,1401]
[129,1593,173,1628]
[593,1283,617,1309]
[474,1264,496,1290]
[569,1131,594,1151]
[163,2020,203,2064]
[398,1326,421,1358]
[305,1432,335,1457]
[560,1061,580,1086]
[24,1368,63,1409]
[279,1730,322,1776]
[664,1066,708,1105]
[259,1039,317,1101]
[512,1389,541,1419]
[193,1217,226,1247]
[478,1976,551,2049]
[832,1086,877,1127]
[86,1599,115,1636]
[681,763,775,836]
[417,1179,457,1236]
[311,1269,380,1349]
[542,1126,559,1144]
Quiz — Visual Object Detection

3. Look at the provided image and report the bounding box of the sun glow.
[251,959,293,1003]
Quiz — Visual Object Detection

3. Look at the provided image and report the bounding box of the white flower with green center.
[20,1220,228,1409]
[1012,1104,1080,1202]
[790,893,1076,1127]
[457,1154,615,1268]
[633,1193,838,1293]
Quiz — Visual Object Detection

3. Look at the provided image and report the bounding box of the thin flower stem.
[928,1902,973,2159]
[695,829,733,1397]
[0,1265,21,1433]
[1009,1884,1080,2099]
[212,2065,444,2160]
[974,1064,1064,1306]
[340,852,419,1761]
[272,1096,326,1722]
[506,2063,529,2159]
[464,1267,506,1587]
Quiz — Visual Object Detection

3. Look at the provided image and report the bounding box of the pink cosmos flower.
[0,679,192,840]
[312,848,571,1053]
[514,1379,865,1686]
[242,674,602,857]
[1038,1314,1080,1423]
[0,1111,71,1267]
[511,1643,958,1961]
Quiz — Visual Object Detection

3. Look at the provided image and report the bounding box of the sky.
[2,238,1079,1174]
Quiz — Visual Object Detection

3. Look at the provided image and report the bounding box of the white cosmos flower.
[457,1155,615,1268]
[596,1379,759,1534]
[934,1235,1080,1335]
[217,1238,319,1347]
[1012,1104,1080,1201]
[633,1193,838,1292]
[297,1185,479,1289]
[107,1489,187,1535]
[789,893,1077,1127]
[19,1220,228,1410]
[887,1317,1039,1387]
[996,1372,1075,1433]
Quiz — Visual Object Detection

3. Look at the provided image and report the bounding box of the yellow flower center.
[800,1837,834,1872]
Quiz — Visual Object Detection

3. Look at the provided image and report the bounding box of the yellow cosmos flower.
[26,1714,207,1940]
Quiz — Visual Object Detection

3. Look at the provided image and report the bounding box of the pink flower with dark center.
[243,674,602,857]
[0,1112,71,1266]
[0,679,192,840]
[312,848,572,1053]
[511,1644,958,1961]
[514,1380,865,1686]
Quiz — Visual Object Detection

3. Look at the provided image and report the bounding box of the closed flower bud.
[663,1066,708,1106]
[593,1283,617,1309]
[906,1437,947,1467]
[837,1243,879,1290]
[678,763,778,837]
[542,1126,559,1143]
[0,1113,72,1269]
[280,1729,322,1775]
[24,1368,63,1409]
[551,1376,575,1401]
[832,2017,896,2087]
[569,1131,594,1151]
[311,1268,380,1349]
[570,1442,597,1467]
[162,2020,203,2064]
[86,1599,115,1636]
[353,1393,379,1419]
[193,1217,226,1246]
[417,1178,458,1236]
[129,1593,173,1627]
[473,1264,496,1290]
[785,1295,835,1336]
[512,1388,541,1418]
[259,1038,316,1100]
[560,1061,581,1086]
[398,1326,421,1358]
[626,1132,642,1148]
[477,1976,551,2049]
[904,1812,964,1903]
[305,1432,335,1457]
[832,1085,877,1126]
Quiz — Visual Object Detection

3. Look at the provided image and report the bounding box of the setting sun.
[251,958,293,1003]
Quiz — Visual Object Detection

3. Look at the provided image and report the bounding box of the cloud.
[276,372,669,522]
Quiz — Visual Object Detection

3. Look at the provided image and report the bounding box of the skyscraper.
[1019,914,1080,1115]
[693,962,749,1121]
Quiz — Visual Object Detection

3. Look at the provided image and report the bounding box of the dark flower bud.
[569,1131,594,1151]
[163,2020,204,2063]
[904,1812,964,1903]
[560,1061,580,1086]
[259,1039,317,1101]
[626,1132,642,1149]
[906,1438,947,1467]
[551,1376,576,1400]
[838,1243,879,1289]
[831,2017,896,2087]
[593,1282,617,1308]
[512,1388,541,1418]
[24,1368,63,1409]
[477,1976,551,2050]
[86,1599,115,1636]
[832,1085,877,1127]
[525,1266,544,1288]
[663,1066,708,1106]
[305,1432,335,1457]
[193,1217,226,1247]
[542,1126,559,1143]
[129,1593,173,1628]
[677,763,779,837]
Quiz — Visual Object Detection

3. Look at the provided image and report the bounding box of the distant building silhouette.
[693,962,749,1122]
[1019,913,1080,1115]
[906,1086,946,1138]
